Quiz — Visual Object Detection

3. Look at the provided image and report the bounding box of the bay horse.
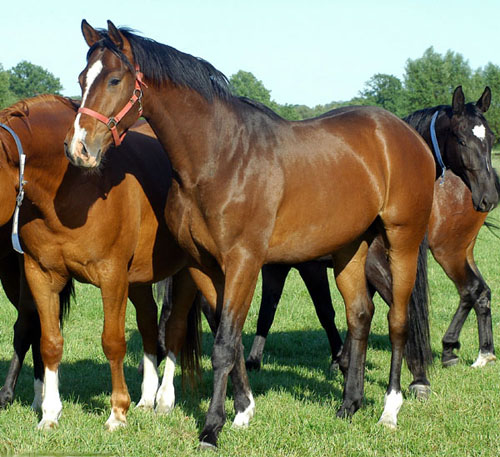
[0,94,201,431]
[65,21,436,448]
[246,86,498,372]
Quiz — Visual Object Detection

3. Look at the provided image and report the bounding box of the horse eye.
[458,139,467,147]
[109,78,121,87]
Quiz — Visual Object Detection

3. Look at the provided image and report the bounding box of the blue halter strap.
[430,111,446,183]
[0,123,26,254]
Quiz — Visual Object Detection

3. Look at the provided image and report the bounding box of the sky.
[2,0,499,107]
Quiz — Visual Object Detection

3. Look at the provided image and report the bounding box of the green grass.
[1,212,500,455]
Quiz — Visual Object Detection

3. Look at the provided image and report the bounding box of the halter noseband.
[78,65,147,147]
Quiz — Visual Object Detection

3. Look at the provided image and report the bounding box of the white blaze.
[70,59,103,152]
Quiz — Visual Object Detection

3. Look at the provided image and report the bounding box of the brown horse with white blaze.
[65,21,435,448]
[0,94,200,431]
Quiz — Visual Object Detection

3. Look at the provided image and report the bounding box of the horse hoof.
[245,359,261,371]
[442,356,459,367]
[471,352,496,368]
[378,414,397,430]
[198,441,218,452]
[409,384,431,401]
[136,398,155,411]
[37,419,58,430]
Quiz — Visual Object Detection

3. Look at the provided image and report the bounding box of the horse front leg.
[198,253,261,449]
[128,285,159,410]
[23,255,65,430]
[100,272,130,431]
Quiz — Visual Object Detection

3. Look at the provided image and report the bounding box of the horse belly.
[267,180,381,263]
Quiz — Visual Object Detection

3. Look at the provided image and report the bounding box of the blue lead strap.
[430,111,446,184]
[0,123,26,254]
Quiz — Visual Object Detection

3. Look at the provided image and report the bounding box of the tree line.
[1,47,499,143]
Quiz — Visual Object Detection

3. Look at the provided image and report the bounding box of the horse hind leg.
[365,235,432,400]
[246,263,291,371]
[128,285,159,410]
[378,223,426,429]
[332,239,373,419]
[155,268,199,415]
[297,260,343,370]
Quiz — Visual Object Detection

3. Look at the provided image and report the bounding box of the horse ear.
[81,20,101,48]
[452,86,465,115]
[476,86,491,113]
[107,20,124,50]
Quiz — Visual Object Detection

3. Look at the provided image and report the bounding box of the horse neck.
[0,120,25,227]
[11,107,71,212]
[142,83,228,182]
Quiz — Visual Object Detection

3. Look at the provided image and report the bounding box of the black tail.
[59,279,75,328]
[180,292,202,389]
[404,234,433,378]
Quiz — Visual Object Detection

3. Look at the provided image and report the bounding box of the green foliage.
[8,60,62,99]
[359,73,406,117]
[230,70,272,105]
[403,47,473,113]
[0,64,16,109]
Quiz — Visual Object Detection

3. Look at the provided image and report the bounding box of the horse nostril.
[81,143,89,158]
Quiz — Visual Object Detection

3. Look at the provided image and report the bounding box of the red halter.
[78,66,147,146]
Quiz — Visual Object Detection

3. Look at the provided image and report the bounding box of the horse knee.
[40,334,63,367]
[102,338,126,361]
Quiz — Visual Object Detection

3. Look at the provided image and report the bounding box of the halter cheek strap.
[430,110,446,183]
[78,66,147,147]
[0,123,26,254]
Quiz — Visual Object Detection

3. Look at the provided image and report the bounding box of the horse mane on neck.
[403,105,452,133]
[90,27,232,103]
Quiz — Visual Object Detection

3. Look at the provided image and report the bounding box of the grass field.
[1,188,500,456]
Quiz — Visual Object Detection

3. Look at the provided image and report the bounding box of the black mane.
[404,103,486,135]
[403,105,452,133]
[89,27,232,102]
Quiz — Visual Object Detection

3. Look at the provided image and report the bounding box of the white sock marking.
[233,392,255,428]
[378,389,403,429]
[38,368,62,429]
[156,351,176,415]
[136,353,158,409]
[471,351,496,368]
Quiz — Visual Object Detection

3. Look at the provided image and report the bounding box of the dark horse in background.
[65,21,437,448]
[0,95,202,430]
[245,86,499,374]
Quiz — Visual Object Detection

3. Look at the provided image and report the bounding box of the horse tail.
[59,279,75,328]
[180,292,202,389]
[404,234,433,378]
